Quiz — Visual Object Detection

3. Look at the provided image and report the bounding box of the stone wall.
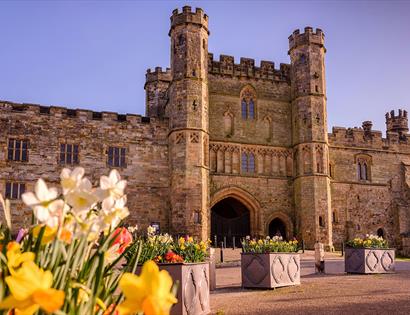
[0,101,170,231]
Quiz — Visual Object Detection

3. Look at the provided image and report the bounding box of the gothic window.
[5,182,25,200]
[60,143,79,165]
[7,139,29,162]
[108,147,126,168]
[315,146,323,173]
[240,86,257,120]
[241,99,247,119]
[356,154,372,181]
[329,163,334,178]
[241,152,255,174]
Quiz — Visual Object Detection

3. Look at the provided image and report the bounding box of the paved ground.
[210,251,410,315]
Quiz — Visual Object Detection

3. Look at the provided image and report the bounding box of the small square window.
[107,146,126,167]
[7,139,29,162]
[59,143,79,165]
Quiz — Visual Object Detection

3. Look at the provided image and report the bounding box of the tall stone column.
[289,27,333,249]
[168,6,210,240]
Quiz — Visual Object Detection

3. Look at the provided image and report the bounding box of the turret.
[168,6,210,240]
[386,109,408,137]
[289,27,332,249]
[144,67,171,117]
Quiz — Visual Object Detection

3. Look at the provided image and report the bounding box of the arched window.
[356,154,372,181]
[249,99,255,119]
[241,152,248,172]
[249,153,255,172]
[240,86,256,120]
[241,152,255,174]
[241,99,247,119]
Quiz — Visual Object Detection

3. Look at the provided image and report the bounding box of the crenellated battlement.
[208,53,290,82]
[0,100,164,126]
[145,67,172,85]
[170,6,208,34]
[386,109,408,136]
[288,27,325,52]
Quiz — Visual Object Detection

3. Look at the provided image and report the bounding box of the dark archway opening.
[268,218,287,240]
[377,228,385,238]
[211,197,250,246]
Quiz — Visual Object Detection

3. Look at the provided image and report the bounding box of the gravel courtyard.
[210,251,410,315]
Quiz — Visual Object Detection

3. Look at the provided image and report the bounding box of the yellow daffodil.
[187,237,193,243]
[32,225,58,245]
[178,237,185,245]
[117,261,177,315]
[0,261,65,315]
[6,242,35,273]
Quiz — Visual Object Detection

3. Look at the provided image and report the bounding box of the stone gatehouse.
[1,6,409,250]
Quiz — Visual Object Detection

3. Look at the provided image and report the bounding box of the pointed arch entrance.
[211,197,250,245]
[266,212,294,240]
[210,187,262,241]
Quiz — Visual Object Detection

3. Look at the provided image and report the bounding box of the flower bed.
[345,235,395,274]
[0,168,178,315]
[241,237,300,289]
[128,231,211,315]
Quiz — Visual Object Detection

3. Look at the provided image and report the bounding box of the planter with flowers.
[0,167,178,315]
[128,230,211,315]
[345,234,395,274]
[241,236,300,289]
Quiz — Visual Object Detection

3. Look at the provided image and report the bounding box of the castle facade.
[1,6,410,250]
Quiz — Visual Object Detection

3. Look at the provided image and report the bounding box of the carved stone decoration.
[190,132,199,143]
[241,253,300,288]
[137,263,210,315]
[175,132,185,144]
[345,248,395,274]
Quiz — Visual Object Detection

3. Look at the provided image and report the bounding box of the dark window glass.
[8,139,29,162]
[12,183,19,199]
[5,182,12,199]
[249,153,255,173]
[241,99,247,119]
[73,145,79,164]
[241,152,248,173]
[249,99,255,119]
[20,184,25,195]
[108,146,126,167]
[357,163,362,180]
[15,140,21,161]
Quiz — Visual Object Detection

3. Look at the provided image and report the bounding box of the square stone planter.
[137,262,210,315]
[345,247,395,274]
[241,253,300,289]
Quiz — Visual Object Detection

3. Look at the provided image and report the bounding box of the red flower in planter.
[112,227,132,254]
[164,251,184,263]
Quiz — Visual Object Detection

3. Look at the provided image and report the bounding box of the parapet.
[288,27,325,52]
[170,6,209,34]
[208,53,290,82]
[145,67,172,85]
[0,100,164,126]
[386,109,409,134]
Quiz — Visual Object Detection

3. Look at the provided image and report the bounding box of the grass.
[396,254,410,262]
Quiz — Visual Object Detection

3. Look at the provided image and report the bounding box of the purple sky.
[0,0,409,134]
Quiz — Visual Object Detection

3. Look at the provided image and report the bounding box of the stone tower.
[168,6,210,240]
[386,109,408,140]
[289,27,333,248]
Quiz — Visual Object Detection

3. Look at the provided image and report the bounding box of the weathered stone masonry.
[1,6,409,251]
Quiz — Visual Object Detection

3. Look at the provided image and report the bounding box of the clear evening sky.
[0,0,409,134]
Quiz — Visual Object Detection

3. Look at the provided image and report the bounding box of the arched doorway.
[268,218,287,240]
[377,228,385,238]
[211,197,250,246]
